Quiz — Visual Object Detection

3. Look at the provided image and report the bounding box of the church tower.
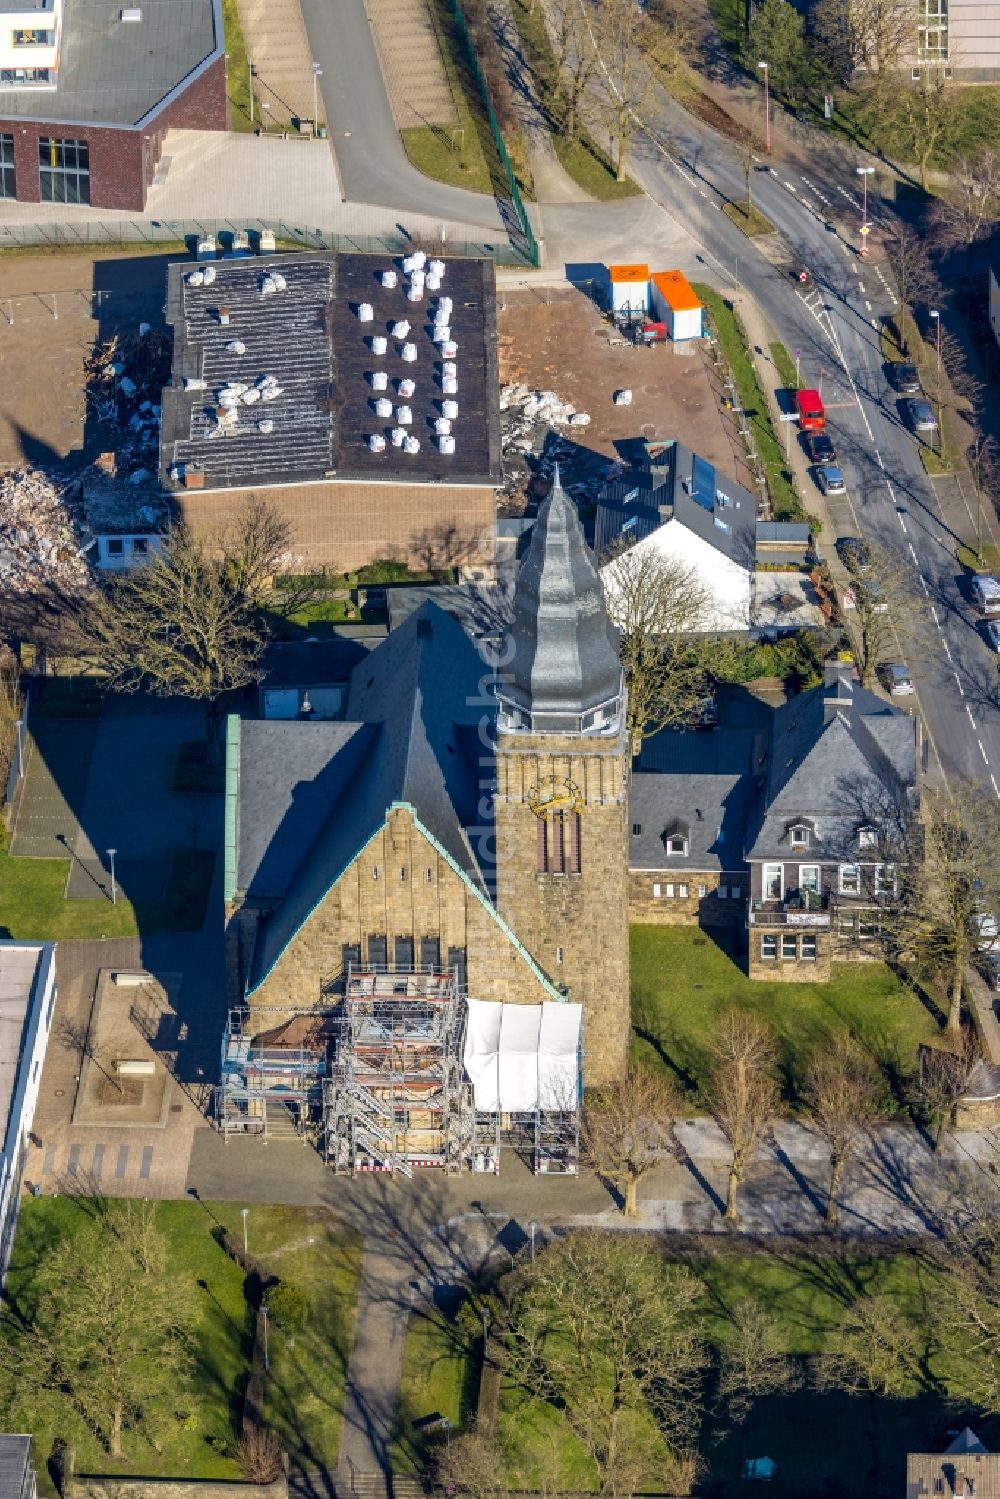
[493,471,630,1088]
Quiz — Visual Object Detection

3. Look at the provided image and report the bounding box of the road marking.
[877,451,886,470]
[954,670,965,696]
[865,299,872,311]
[920,577,930,596]
[870,318,878,328]
[992,773,1000,800]
[979,739,990,765]
[784,181,797,192]
[931,606,940,625]
[699,188,708,197]
[967,704,978,730]
[942,638,953,662]
[908,541,918,564]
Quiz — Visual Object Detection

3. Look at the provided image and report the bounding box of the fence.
[2,690,28,817]
[0,216,535,267]
[444,0,540,269]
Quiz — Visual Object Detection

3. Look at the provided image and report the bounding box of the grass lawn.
[629,926,943,1108]
[510,0,640,201]
[957,542,1000,574]
[723,200,776,237]
[222,0,255,133]
[393,1301,477,1472]
[394,1247,958,1496]
[695,283,802,522]
[0,847,215,940]
[4,1200,360,1484]
[769,340,798,390]
[403,0,533,199]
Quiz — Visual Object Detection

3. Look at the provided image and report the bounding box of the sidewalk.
[236,0,326,133]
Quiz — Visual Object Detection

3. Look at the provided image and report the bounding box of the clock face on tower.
[527,775,583,818]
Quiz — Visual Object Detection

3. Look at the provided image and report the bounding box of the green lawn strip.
[3,1201,361,1480]
[0,847,215,940]
[629,926,943,1107]
[722,200,776,237]
[222,0,256,133]
[694,283,802,521]
[395,1249,946,1490]
[392,1304,476,1472]
[403,0,533,199]
[920,444,961,477]
[510,0,639,200]
[957,542,1000,573]
[769,340,798,390]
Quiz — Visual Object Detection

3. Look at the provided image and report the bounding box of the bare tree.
[502,1233,707,1496]
[717,1298,801,1422]
[917,1026,981,1151]
[814,0,915,93]
[815,1293,921,1397]
[601,540,716,756]
[594,0,657,182]
[234,1428,284,1484]
[933,1212,1000,1411]
[583,1063,681,1217]
[897,782,1000,1031]
[889,68,959,191]
[837,537,917,688]
[708,1010,779,1225]
[737,124,763,215]
[549,0,600,140]
[646,0,700,83]
[803,1031,881,1228]
[930,150,1000,253]
[884,224,936,315]
[79,520,268,755]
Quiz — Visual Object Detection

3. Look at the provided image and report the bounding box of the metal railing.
[0,216,534,266]
[750,891,831,927]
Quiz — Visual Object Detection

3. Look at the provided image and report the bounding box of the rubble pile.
[0,470,91,593]
[499,384,603,513]
[85,326,170,480]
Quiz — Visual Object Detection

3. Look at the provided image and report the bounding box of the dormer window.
[667,835,687,855]
[789,824,810,850]
[663,819,690,857]
[858,826,878,849]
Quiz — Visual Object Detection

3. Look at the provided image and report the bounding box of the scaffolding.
[324,964,476,1177]
[215,1006,333,1140]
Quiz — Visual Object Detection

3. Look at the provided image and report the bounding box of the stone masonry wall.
[627,869,747,926]
[244,806,552,1016]
[493,729,630,1088]
[173,479,497,577]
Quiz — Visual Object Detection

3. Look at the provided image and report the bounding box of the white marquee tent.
[463,1000,582,1113]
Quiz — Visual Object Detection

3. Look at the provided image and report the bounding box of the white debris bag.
[202,265,217,286]
[183,377,207,392]
[442,341,457,359]
[569,411,591,426]
[398,378,416,399]
[434,417,452,435]
[442,399,458,419]
[369,433,387,452]
[381,270,398,289]
[404,435,421,454]
[257,418,274,434]
[407,285,424,302]
[241,387,261,405]
[392,319,411,339]
[186,270,204,287]
[442,361,457,379]
[438,435,455,455]
[375,397,393,418]
[226,340,247,355]
[425,273,441,292]
[442,376,458,395]
[429,259,446,278]
[401,343,417,363]
[437,296,453,314]
[396,405,413,425]
[391,426,407,447]
[371,335,388,356]
[371,370,388,391]
[358,302,374,322]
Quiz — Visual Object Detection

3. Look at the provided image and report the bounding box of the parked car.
[808,432,837,463]
[906,398,937,433]
[816,464,846,495]
[878,662,915,695]
[984,619,1000,652]
[887,361,921,393]
[970,573,1000,618]
[975,911,999,952]
[981,951,1000,992]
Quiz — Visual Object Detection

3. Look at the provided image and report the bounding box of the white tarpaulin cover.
[464,1000,582,1112]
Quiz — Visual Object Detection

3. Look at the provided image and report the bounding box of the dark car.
[808,432,836,463]
[982,951,1000,993]
[887,362,920,394]
[906,398,937,433]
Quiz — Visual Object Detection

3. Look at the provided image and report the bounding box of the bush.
[266,1279,311,1332]
[235,1426,283,1483]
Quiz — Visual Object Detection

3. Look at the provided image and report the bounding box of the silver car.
[816,464,846,495]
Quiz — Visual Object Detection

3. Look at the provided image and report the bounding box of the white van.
[970,574,1000,617]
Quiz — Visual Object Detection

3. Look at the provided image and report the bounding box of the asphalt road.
[621,91,1000,796]
[299,0,506,230]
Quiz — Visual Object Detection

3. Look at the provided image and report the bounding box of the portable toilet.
[608,263,650,317]
[650,270,703,341]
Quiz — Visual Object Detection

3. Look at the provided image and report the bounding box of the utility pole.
[857,166,874,258]
[758,61,771,153]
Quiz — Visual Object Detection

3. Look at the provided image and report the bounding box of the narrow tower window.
[536,817,548,874]
[550,812,565,875]
[568,812,581,875]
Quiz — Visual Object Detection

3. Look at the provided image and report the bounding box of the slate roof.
[629,771,755,871]
[0,1436,34,1499]
[501,469,623,730]
[386,583,511,639]
[745,666,917,862]
[596,439,757,570]
[257,638,372,690]
[243,601,496,990]
[907,1451,1000,1499]
[0,0,221,127]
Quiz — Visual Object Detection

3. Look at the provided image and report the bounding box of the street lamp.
[528,1220,538,1262]
[241,1206,249,1254]
[249,59,256,125]
[106,847,117,905]
[856,166,874,257]
[929,308,941,372]
[758,61,771,154]
[312,62,323,129]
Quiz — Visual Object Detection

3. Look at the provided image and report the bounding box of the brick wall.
[627,869,746,926]
[1,53,227,211]
[493,728,631,1089]
[174,479,497,577]
[241,806,553,1017]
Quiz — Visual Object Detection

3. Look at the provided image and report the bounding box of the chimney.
[217,306,230,326]
[183,465,205,490]
[823,661,854,724]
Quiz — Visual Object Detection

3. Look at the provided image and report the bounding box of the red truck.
[795,388,826,431]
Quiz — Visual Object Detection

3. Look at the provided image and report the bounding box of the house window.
[13,28,55,45]
[838,914,855,935]
[790,825,810,850]
[447,946,468,988]
[799,865,820,893]
[131,537,148,556]
[425,868,433,882]
[536,817,548,874]
[760,935,777,961]
[874,864,896,897]
[664,883,675,897]
[0,134,14,199]
[839,864,860,894]
[714,516,732,534]
[399,867,407,881]
[372,865,380,880]
[697,884,707,898]
[859,918,880,941]
[38,137,91,205]
[858,827,878,850]
[763,863,783,901]
[666,835,687,855]
[718,884,728,899]
[678,883,689,898]
[653,883,662,897]
[781,934,798,960]
[106,538,125,557]
[800,935,817,961]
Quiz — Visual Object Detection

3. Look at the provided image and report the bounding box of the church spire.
[498,467,623,735]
